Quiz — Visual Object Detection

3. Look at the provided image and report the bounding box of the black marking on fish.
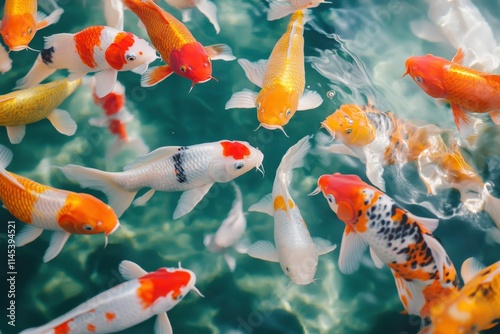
[41,46,55,65]
[173,146,188,183]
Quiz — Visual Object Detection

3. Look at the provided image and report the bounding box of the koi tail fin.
[267,1,298,21]
[57,165,136,218]
[14,55,56,90]
[392,270,426,316]
[277,135,311,187]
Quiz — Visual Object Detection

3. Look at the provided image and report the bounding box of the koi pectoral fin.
[247,240,279,262]
[338,226,368,274]
[94,69,118,98]
[225,89,258,110]
[118,260,148,280]
[6,125,26,144]
[36,8,64,30]
[204,44,235,61]
[451,103,474,136]
[141,65,173,87]
[489,110,500,125]
[15,225,43,247]
[313,237,337,256]
[155,312,173,334]
[297,90,323,111]
[43,231,71,263]
[47,109,77,136]
[173,184,214,220]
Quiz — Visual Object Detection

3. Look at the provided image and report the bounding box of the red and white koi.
[0,0,64,51]
[247,136,336,285]
[59,140,264,219]
[204,182,248,272]
[267,0,329,21]
[15,25,158,98]
[123,0,234,88]
[312,173,459,318]
[0,144,119,263]
[19,260,203,334]
[164,0,220,34]
[225,10,322,134]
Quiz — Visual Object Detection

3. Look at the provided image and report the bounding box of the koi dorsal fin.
[451,48,465,65]
[119,260,148,280]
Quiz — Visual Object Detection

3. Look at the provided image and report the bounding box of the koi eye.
[27,27,33,34]
[180,65,187,72]
[285,109,291,117]
[176,294,183,300]
[83,224,94,231]
[234,162,244,170]
[126,53,136,61]
[256,102,261,110]
[285,266,291,272]
[345,128,352,134]
[415,76,423,84]
[327,194,336,204]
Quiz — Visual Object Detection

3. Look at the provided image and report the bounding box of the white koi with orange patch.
[15,25,158,98]
[247,136,336,285]
[19,260,203,334]
[59,140,264,219]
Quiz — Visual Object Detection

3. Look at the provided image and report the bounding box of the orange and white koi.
[0,43,12,74]
[267,0,329,21]
[320,104,500,234]
[164,0,220,34]
[123,0,234,88]
[15,25,158,98]
[0,0,63,51]
[19,260,203,334]
[421,258,500,334]
[0,78,81,144]
[312,173,459,319]
[0,145,119,263]
[225,10,322,134]
[404,48,500,135]
[204,182,248,272]
[248,136,336,285]
[59,140,264,219]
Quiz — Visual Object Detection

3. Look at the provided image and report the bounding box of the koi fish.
[58,140,264,219]
[225,10,322,134]
[15,25,158,98]
[320,104,500,233]
[0,0,64,51]
[204,182,248,272]
[247,136,336,285]
[404,48,500,135]
[0,44,12,74]
[88,79,149,160]
[0,78,81,144]
[122,0,235,88]
[0,144,119,263]
[410,0,500,72]
[164,0,220,34]
[19,260,203,334]
[422,258,500,334]
[267,0,329,21]
[312,172,459,318]
[103,0,124,30]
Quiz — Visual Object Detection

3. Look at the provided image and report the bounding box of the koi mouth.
[320,121,336,140]
[256,123,289,138]
[104,219,121,247]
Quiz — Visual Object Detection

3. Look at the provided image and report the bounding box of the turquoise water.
[1,0,500,333]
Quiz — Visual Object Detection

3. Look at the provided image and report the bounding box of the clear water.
[1,0,500,333]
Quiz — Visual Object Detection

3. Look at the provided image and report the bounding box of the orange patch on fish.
[220,141,250,160]
[137,269,191,308]
[54,318,73,334]
[86,323,96,332]
[74,26,104,68]
[274,195,287,211]
[105,32,135,70]
[105,311,116,321]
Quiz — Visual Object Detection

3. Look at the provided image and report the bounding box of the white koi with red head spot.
[15,25,158,98]
[247,136,336,285]
[0,145,119,263]
[58,140,264,219]
[312,172,459,319]
[19,260,203,334]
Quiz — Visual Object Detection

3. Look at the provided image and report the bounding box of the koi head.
[321,104,376,147]
[404,55,448,98]
[105,33,158,73]
[255,87,300,130]
[0,14,37,51]
[137,265,203,311]
[280,245,319,285]
[313,173,374,225]
[57,193,120,238]
[209,141,264,182]
[170,42,213,85]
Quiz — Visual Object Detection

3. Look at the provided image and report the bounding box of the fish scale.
[3,0,36,17]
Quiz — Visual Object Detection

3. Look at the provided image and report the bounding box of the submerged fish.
[225,10,322,134]
[204,182,248,272]
[320,104,500,234]
[1,0,64,51]
[15,25,158,98]
[123,0,234,88]
[164,0,220,34]
[58,140,264,219]
[422,258,500,334]
[404,48,500,135]
[313,172,459,319]
[0,78,81,144]
[0,144,119,263]
[19,260,203,334]
[248,136,336,285]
